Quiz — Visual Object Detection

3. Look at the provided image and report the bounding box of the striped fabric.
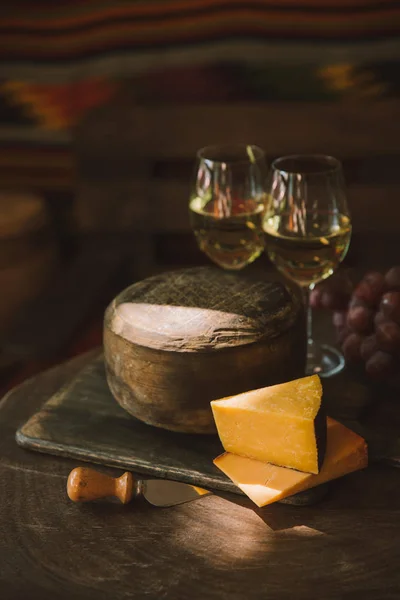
[2,1,400,52]
[0,1,399,190]
[1,1,399,70]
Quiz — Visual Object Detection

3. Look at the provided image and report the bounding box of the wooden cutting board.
[15,355,400,504]
[16,356,238,494]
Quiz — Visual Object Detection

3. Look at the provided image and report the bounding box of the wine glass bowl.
[263,154,352,377]
[189,144,268,270]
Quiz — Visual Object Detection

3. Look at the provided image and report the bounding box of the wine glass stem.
[301,284,322,374]
[301,284,313,343]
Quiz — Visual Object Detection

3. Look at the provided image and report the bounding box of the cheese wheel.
[104,266,306,434]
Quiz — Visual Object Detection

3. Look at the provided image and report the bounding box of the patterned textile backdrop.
[0,1,399,251]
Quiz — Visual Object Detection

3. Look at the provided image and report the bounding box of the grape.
[363,271,386,303]
[333,311,347,329]
[374,310,389,328]
[365,351,395,380]
[360,334,379,361]
[353,278,382,308]
[364,271,385,286]
[380,292,400,323]
[346,305,374,333]
[348,295,366,310]
[333,311,349,343]
[309,287,323,309]
[310,273,352,311]
[320,291,350,311]
[342,333,364,363]
[329,266,400,380]
[384,266,400,291]
[337,326,351,345]
[376,321,400,353]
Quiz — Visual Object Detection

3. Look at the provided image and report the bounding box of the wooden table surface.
[1,350,400,600]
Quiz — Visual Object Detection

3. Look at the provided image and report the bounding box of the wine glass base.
[306,344,345,379]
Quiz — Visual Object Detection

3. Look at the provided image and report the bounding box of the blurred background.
[0,0,399,393]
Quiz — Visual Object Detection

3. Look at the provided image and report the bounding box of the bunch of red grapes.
[332,267,400,380]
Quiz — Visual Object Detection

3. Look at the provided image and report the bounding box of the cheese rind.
[211,374,326,474]
[213,418,368,507]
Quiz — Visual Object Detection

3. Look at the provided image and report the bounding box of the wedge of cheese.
[214,418,368,507]
[211,374,326,474]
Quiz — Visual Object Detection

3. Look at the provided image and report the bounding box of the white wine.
[189,196,265,270]
[263,213,351,286]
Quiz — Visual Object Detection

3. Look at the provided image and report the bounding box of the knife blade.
[67,467,211,506]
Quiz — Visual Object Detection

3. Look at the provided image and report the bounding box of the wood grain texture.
[16,356,233,492]
[17,355,319,504]
[16,353,400,472]
[3,352,400,599]
[106,267,302,351]
[104,267,307,433]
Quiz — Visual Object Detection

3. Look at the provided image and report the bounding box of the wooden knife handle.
[67,467,140,504]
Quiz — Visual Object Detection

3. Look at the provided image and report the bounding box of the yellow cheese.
[213,418,368,507]
[211,374,326,474]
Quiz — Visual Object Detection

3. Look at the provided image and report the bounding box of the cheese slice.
[213,418,368,507]
[211,374,326,474]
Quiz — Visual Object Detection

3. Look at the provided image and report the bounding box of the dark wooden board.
[15,354,400,506]
[16,356,236,493]
[14,355,326,505]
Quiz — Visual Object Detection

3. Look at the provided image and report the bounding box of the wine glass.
[263,154,352,377]
[189,144,268,270]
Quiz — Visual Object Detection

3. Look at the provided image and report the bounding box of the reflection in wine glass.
[263,155,352,377]
[189,144,268,270]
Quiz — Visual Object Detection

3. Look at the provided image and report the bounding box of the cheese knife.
[67,467,211,506]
